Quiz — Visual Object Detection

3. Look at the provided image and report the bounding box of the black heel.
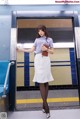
[44,102,50,118]
[46,113,50,118]
[42,103,46,113]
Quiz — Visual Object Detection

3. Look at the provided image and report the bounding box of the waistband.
[34,52,41,55]
[35,53,48,57]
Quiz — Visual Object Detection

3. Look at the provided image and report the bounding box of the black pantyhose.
[39,83,49,113]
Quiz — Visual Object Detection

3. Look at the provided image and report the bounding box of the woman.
[17,25,54,118]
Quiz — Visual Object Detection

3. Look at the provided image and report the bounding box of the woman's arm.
[41,45,54,54]
[17,46,35,53]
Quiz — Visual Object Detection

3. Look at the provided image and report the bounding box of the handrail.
[3,61,14,96]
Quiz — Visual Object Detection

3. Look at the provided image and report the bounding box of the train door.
[10,11,80,111]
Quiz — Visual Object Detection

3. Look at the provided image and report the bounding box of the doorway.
[11,11,80,111]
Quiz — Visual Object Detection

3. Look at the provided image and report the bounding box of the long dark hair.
[36,25,49,39]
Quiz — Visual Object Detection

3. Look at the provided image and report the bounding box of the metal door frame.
[10,10,80,111]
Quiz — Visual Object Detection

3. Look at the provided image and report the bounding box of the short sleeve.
[49,38,53,48]
[33,38,37,47]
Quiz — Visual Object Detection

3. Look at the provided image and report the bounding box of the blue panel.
[0,85,8,96]
[0,61,9,97]
[1,5,80,13]
[69,48,77,85]
[24,52,29,86]
[0,15,11,60]
[0,86,4,96]
[0,61,9,84]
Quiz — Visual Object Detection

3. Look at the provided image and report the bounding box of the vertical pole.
[9,11,17,111]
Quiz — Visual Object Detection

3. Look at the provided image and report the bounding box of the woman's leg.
[44,82,49,114]
[39,83,49,113]
[39,83,46,103]
[44,82,49,100]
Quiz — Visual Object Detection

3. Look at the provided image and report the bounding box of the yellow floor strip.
[16,97,79,104]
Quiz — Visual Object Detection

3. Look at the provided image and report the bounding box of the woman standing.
[17,25,54,118]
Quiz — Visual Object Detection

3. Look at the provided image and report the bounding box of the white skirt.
[33,53,54,83]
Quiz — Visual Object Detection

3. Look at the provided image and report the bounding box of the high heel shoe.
[46,113,50,118]
[42,103,46,113]
[45,103,50,118]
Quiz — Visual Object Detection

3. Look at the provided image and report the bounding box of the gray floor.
[8,89,80,119]
[16,90,78,99]
[16,89,79,110]
[8,109,80,119]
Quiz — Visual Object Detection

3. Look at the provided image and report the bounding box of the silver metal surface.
[75,27,80,58]
[16,11,74,17]
[10,28,17,60]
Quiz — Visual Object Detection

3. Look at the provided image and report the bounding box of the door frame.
[10,10,80,111]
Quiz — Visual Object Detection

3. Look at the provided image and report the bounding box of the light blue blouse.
[33,36,53,54]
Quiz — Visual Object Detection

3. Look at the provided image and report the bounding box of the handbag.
[42,44,49,56]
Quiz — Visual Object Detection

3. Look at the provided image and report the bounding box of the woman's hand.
[16,46,24,52]
[41,45,48,51]
[16,47,19,51]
